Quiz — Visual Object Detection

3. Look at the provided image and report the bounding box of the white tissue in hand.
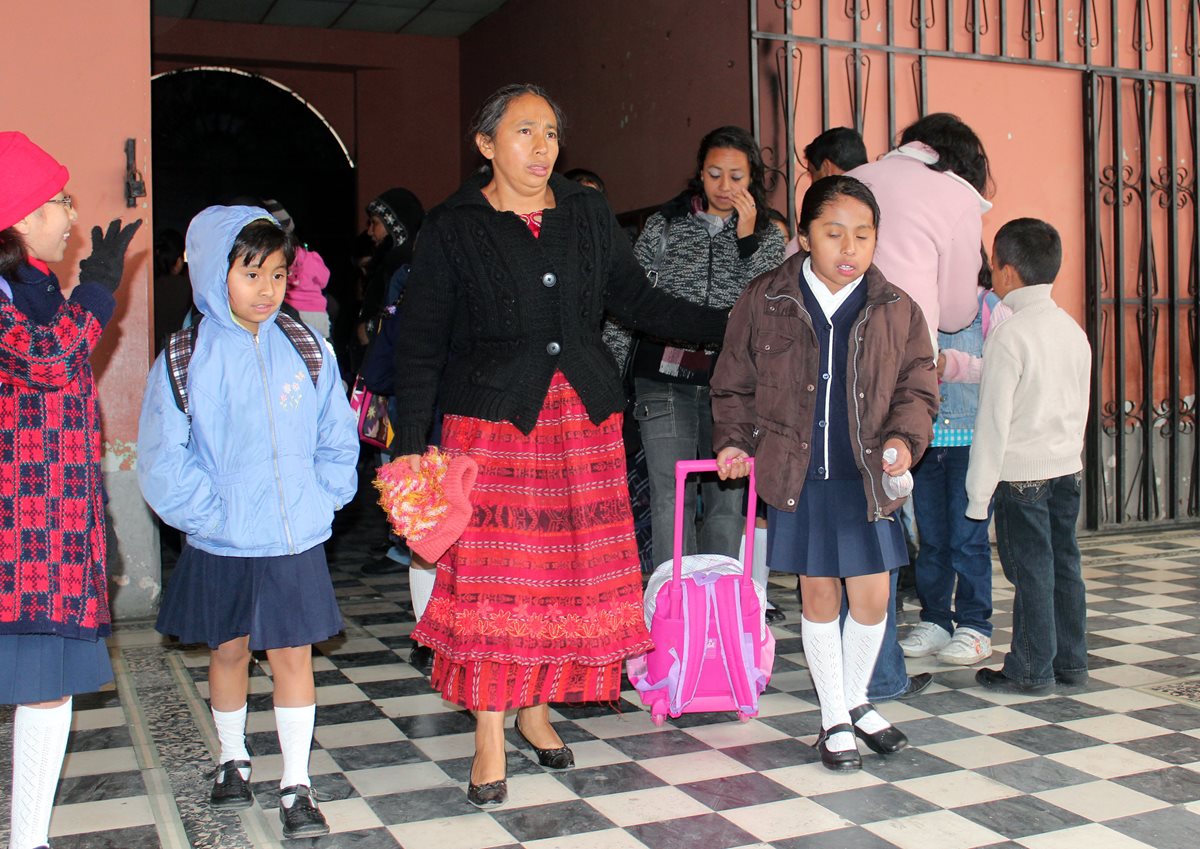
[881,447,913,499]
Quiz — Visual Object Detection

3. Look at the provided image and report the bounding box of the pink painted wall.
[1,0,152,442]
[152,17,462,214]
[460,0,755,213]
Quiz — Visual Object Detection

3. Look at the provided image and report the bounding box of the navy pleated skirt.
[0,634,113,705]
[156,543,343,650]
[767,478,908,578]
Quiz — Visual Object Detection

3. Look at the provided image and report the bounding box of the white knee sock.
[275,704,315,806]
[842,614,890,734]
[211,704,251,780]
[11,698,73,849]
[801,616,854,752]
[409,563,436,622]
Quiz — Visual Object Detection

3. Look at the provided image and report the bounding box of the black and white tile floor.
[3,501,1200,848]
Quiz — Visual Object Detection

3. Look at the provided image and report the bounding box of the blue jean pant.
[911,446,994,636]
[995,473,1088,687]
[633,378,746,569]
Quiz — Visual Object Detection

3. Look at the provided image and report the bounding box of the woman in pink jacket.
[845,112,993,704]
[849,113,993,343]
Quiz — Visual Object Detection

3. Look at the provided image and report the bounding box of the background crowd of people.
[0,80,1093,844]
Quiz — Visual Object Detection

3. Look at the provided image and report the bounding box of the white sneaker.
[937,627,993,666]
[898,622,952,658]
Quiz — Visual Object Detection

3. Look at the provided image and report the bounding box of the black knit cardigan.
[391,173,729,454]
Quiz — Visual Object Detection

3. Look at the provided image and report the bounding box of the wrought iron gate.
[750,1,1200,530]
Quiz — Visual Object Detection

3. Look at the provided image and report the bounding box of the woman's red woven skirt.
[411,372,652,711]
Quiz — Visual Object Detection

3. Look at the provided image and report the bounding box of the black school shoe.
[848,704,908,754]
[410,641,434,675]
[279,785,329,839]
[975,667,1055,696]
[894,673,934,700]
[815,724,862,771]
[210,759,253,809]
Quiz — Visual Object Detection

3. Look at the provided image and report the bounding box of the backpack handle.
[671,458,757,618]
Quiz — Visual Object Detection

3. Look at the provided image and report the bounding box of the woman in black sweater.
[392,84,727,808]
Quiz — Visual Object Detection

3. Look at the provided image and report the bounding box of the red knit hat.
[374,449,478,563]
[0,132,69,231]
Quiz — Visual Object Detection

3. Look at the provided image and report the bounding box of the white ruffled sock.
[801,616,854,752]
[11,698,73,849]
[275,704,315,808]
[211,704,251,780]
[409,562,436,622]
[842,613,890,734]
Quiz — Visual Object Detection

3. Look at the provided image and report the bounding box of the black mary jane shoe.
[515,718,575,769]
[848,703,908,754]
[279,785,329,839]
[815,724,862,771]
[209,759,253,809]
[467,756,508,808]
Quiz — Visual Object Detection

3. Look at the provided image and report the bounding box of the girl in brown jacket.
[712,176,937,771]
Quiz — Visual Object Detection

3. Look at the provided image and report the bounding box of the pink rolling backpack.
[627,459,776,724]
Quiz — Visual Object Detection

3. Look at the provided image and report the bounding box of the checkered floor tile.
[3,493,1200,849]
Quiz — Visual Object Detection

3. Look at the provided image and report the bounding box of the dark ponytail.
[0,227,26,281]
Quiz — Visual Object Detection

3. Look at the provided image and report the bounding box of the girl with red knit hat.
[0,131,141,849]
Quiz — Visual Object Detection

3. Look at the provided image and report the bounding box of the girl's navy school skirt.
[157,543,342,650]
[0,633,113,705]
[767,477,908,578]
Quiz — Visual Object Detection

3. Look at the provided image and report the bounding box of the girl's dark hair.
[687,126,772,234]
[227,218,296,270]
[978,245,993,290]
[899,112,992,196]
[469,83,566,147]
[797,175,881,235]
[0,226,26,280]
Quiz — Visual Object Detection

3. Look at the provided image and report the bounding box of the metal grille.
[750,1,1200,529]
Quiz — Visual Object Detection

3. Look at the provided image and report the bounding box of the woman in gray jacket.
[617,126,784,575]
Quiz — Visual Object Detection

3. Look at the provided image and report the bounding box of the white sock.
[801,616,854,752]
[275,704,315,807]
[409,562,436,622]
[842,614,890,734]
[211,704,251,780]
[742,528,776,610]
[11,698,73,849]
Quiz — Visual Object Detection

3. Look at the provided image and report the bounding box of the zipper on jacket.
[850,304,888,522]
[254,334,296,553]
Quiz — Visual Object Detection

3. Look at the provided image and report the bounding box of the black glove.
[78,218,143,293]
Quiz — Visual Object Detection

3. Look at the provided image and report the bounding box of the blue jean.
[633,378,746,569]
[840,569,909,701]
[911,446,994,636]
[994,473,1088,687]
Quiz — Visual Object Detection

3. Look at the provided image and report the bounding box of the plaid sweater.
[0,263,115,640]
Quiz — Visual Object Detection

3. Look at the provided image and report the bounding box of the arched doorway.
[151,66,357,331]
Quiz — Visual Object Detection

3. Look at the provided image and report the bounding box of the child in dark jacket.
[712,176,938,771]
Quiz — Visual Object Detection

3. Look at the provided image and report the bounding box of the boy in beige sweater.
[965,218,1091,695]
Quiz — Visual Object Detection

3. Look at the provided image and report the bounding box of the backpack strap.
[165,315,322,420]
[710,578,758,714]
[275,312,323,388]
[165,324,200,419]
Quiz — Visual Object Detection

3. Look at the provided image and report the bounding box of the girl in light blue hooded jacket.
[137,206,357,839]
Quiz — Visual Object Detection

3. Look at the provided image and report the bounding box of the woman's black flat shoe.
[515,719,575,769]
[467,756,508,808]
[848,703,908,754]
[815,723,862,771]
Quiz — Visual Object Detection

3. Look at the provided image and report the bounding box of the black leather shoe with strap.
[209,759,252,809]
[848,703,908,754]
[279,785,329,839]
[815,723,862,771]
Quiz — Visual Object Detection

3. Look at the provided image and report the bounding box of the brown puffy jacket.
[711,252,938,521]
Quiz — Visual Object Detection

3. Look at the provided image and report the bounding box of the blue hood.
[185,205,278,330]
